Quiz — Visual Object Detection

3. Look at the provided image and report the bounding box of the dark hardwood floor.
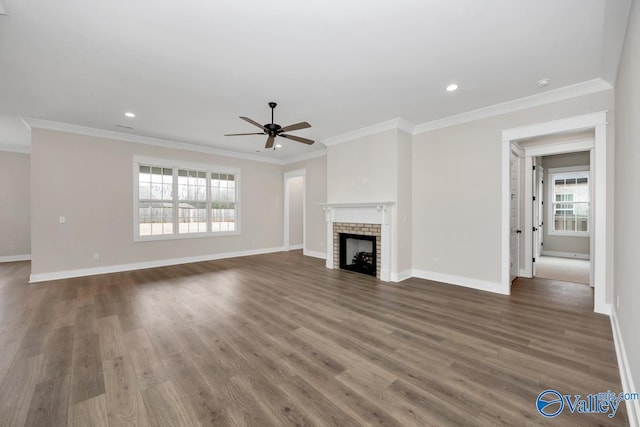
[0,251,627,426]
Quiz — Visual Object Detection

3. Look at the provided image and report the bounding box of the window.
[549,169,589,235]
[135,158,239,240]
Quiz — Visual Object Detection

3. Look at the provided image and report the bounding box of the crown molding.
[321,117,415,146]
[23,117,327,165]
[282,148,327,164]
[19,78,612,160]
[413,78,613,134]
[0,143,30,154]
[23,117,286,165]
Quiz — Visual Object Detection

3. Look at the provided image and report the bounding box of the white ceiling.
[0,0,631,160]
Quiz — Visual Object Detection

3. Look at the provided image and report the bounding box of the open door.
[509,149,520,282]
[533,161,544,265]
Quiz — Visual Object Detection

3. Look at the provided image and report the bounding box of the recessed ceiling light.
[537,78,551,88]
[446,83,458,92]
[124,112,136,118]
[275,143,282,148]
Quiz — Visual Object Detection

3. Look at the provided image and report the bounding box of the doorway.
[533,152,591,286]
[283,169,306,251]
[501,111,609,314]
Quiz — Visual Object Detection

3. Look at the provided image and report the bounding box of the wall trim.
[23,117,320,165]
[21,79,611,159]
[288,244,303,251]
[415,79,612,134]
[0,144,30,154]
[29,246,284,283]
[303,249,326,259]
[391,270,412,282]
[283,149,327,164]
[321,118,414,146]
[502,112,609,314]
[610,309,640,427]
[0,254,31,263]
[541,251,590,260]
[412,269,508,295]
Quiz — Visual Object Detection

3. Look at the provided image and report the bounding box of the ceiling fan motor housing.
[265,123,281,136]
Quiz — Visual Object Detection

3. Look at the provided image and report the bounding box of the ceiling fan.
[225,102,314,149]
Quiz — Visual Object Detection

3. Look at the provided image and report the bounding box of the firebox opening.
[339,233,377,277]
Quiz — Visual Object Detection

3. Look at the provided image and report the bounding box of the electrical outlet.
[432,257,439,265]
[93,253,100,261]
[59,216,66,224]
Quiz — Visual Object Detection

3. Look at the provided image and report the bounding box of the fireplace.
[339,233,377,276]
[321,202,394,281]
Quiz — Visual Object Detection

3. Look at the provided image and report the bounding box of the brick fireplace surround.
[321,202,394,281]
[333,222,382,278]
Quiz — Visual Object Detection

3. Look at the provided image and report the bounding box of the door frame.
[283,169,306,251]
[501,111,608,314]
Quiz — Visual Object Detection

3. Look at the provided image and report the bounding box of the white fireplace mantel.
[321,202,395,281]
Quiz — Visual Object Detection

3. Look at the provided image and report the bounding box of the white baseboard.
[391,269,412,282]
[541,250,590,260]
[610,309,640,427]
[303,249,326,259]
[412,269,508,295]
[0,254,31,263]
[29,246,285,283]
[288,244,303,251]
[518,268,533,278]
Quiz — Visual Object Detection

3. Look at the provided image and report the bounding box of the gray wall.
[288,176,303,247]
[541,151,591,257]
[30,128,285,276]
[284,155,327,257]
[614,0,640,409]
[0,151,31,259]
[412,90,614,293]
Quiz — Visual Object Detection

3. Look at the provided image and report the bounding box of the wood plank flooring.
[0,251,627,426]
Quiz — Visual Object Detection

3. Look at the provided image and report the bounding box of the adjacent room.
[1,1,638,425]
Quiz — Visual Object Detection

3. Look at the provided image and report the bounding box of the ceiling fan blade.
[280,134,315,145]
[265,135,275,149]
[280,121,311,133]
[224,132,265,136]
[240,116,268,131]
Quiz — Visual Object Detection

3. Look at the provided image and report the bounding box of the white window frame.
[133,156,241,241]
[547,166,590,237]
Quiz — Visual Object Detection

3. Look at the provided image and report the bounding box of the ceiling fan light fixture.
[225,102,314,149]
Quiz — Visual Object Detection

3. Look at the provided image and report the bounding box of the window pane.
[139,202,173,236]
[178,202,208,234]
[211,173,236,203]
[211,202,236,232]
[552,171,589,234]
[139,182,151,199]
[137,163,237,238]
[178,169,207,202]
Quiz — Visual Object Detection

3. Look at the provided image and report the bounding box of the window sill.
[134,230,240,242]
[548,231,590,237]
